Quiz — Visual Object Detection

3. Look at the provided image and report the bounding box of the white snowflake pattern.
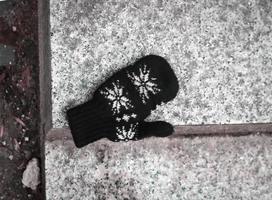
[122,114,130,122]
[116,123,138,141]
[127,64,160,103]
[116,113,137,122]
[100,81,133,114]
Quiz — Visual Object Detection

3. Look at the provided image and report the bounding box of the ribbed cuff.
[67,99,114,148]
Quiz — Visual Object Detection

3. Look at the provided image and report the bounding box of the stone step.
[45,134,272,200]
[50,0,272,128]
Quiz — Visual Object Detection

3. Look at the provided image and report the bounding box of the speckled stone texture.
[50,0,272,127]
[46,135,272,200]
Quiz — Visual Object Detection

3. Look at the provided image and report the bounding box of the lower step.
[45,134,272,200]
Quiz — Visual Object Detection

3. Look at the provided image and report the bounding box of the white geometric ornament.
[116,123,138,141]
[116,113,137,122]
[100,81,133,114]
[127,64,160,104]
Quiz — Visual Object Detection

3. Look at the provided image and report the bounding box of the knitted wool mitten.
[67,55,179,148]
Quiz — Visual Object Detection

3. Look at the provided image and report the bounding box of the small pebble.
[25,137,29,142]
[12,26,17,31]
[9,155,13,160]
[22,158,40,190]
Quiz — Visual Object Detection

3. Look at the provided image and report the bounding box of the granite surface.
[50,0,272,128]
[46,134,272,200]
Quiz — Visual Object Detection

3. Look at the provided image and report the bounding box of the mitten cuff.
[67,99,113,148]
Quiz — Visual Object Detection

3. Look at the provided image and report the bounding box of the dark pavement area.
[0,0,43,199]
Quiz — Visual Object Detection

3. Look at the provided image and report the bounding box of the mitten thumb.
[137,121,174,140]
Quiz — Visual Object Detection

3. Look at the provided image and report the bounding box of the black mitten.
[67,55,179,147]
